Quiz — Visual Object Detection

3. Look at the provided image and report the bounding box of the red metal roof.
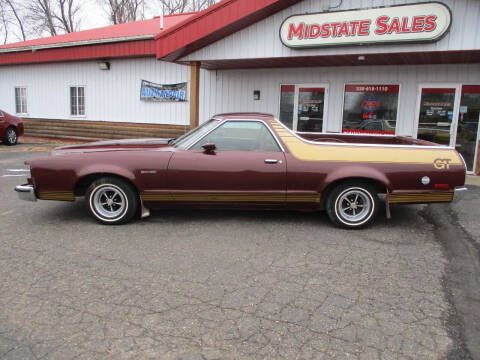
[0,13,194,51]
[155,0,302,62]
[0,13,195,66]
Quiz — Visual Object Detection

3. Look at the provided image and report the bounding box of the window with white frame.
[70,86,85,116]
[15,87,28,114]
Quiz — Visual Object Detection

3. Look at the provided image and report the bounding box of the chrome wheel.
[86,177,139,225]
[327,182,379,229]
[5,127,17,145]
[336,189,371,223]
[90,184,127,221]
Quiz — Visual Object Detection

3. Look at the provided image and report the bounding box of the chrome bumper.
[454,186,468,193]
[15,184,37,202]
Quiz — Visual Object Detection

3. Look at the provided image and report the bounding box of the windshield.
[171,119,220,149]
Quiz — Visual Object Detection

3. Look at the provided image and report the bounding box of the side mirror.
[202,142,216,152]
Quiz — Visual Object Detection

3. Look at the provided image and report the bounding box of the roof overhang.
[156,0,303,62]
[180,50,480,70]
[0,35,154,54]
[0,39,156,66]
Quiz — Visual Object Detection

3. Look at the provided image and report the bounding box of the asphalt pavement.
[0,139,479,360]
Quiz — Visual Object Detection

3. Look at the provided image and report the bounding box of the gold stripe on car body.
[286,194,321,203]
[388,192,454,204]
[270,122,462,166]
[141,192,320,203]
[37,191,75,201]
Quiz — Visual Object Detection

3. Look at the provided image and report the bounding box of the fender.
[76,164,137,184]
[321,165,392,192]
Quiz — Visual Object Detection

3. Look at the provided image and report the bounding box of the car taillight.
[434,183,450,190]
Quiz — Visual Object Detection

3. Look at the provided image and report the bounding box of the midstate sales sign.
[280,2,451,48]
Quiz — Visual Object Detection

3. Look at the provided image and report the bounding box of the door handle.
[264,159,279,164]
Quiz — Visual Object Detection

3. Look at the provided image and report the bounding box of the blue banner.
[140,80,187,102]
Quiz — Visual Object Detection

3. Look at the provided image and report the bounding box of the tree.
[26,0,57,35]
[155,0,217,14]
[0,1,9,44]
[0,0,27,43]
[100,0,146,24]
[55,0,81,33]
[25,0,81,36]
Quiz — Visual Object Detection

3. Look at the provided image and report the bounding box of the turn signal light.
[434,184,450,189]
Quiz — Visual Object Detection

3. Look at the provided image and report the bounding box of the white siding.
[182,0,480,62]
[0,57,190,125]
[198,63,480,137]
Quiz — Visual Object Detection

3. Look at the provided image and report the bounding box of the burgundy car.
[15,113,466,229]
[0,109,24,145]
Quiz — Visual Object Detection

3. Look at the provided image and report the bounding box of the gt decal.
[433,158,451,170]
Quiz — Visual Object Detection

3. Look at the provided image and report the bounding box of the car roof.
[212,113,274,121]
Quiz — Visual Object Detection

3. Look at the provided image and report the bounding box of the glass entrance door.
[279,84,328,132]
[417,87,460,146]
[456,86,480,172]
[297,87,326,132]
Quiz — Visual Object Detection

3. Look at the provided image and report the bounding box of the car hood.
[52,138,173,155]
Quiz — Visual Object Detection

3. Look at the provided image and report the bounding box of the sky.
[2,0,163,44]
[81,0,160,31]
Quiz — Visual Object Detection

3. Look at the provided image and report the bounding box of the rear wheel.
[86,177,138,225]
[326,181,379,229]
[4,127,17,145]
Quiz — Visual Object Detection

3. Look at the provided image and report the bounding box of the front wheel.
[4,127,17,145]
[326,181,379,229]
[86,177,138,225]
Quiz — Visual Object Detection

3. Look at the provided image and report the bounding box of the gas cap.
[421,176,430,185]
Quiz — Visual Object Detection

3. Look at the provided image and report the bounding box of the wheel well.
[322,177,387,205]
[74,173,138,197]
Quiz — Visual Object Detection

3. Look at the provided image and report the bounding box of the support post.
[189,61,201,129]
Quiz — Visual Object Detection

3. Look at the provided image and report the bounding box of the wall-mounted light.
[253,90,261,101]
[98,61,110,70]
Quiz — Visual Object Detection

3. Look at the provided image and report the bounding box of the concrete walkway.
[466,175,480,186]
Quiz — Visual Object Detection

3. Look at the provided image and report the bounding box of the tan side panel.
[271,122,462,166]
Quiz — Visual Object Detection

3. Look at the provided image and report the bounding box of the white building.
[1,0,479,173]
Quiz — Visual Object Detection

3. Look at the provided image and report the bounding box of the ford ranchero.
[15,113,467,229]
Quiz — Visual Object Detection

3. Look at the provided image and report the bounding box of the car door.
[167,120,287,206]
[0,111,6,138]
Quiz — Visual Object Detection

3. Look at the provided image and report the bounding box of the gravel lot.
[0,140,479,360]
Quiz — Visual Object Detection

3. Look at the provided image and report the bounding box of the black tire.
[4,126,17,145]
[85,177,138,225]
[326,180,379,229]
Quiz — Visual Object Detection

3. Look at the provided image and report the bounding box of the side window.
[0,111,3,117]
[70,86,85,116]
[191,121,281,152]
[15,87,27,114]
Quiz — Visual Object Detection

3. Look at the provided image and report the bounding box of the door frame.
[459,84,480,174]
[414,83,462,147]
[282,83,329,133]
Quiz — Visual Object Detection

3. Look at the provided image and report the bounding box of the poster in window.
[342,84,399,134]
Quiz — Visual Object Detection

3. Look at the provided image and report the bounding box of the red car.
[15,113,466,229]
[0,110,24,145]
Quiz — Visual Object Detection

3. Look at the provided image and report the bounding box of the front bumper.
[15,184,37,202]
